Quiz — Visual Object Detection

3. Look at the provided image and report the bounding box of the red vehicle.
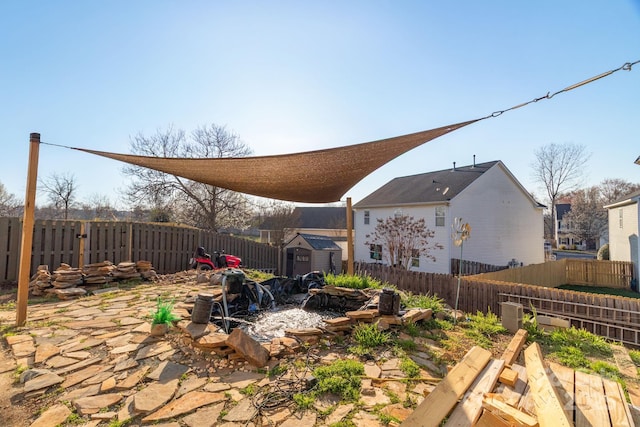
[189,247,242,270]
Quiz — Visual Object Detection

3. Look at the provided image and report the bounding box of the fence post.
[16,133,40,326]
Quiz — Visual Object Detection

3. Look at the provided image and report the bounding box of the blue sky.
[1,1,639,209]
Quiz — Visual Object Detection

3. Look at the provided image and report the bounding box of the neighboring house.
[283,233,342,276]
[604,189,640,279]
[353,160,545,273]
[259,206,350,260]
[555,200,586,250]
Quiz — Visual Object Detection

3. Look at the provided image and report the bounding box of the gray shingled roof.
[295,233,342,250]
[354,161,499,208]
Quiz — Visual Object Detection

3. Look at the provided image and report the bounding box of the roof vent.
[473,155,476,168]
[452,162,456,171]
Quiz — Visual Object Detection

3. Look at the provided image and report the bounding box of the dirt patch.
[0,345,32,427]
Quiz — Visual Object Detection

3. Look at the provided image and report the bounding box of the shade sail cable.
[40,58,638,203]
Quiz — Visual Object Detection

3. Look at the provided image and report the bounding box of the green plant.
[314,359,364,401]
[463,310,507,348]
[399,357,421,378]
[402,322,422,337]
[629,349,640,366]
[241,384,257,396]
[151,298,180,326]
[589,360,622,381]
[597,243,610,260]
[352,322,391,348]
[396,339,417,352]
[66,411,87,425]
[547,327,611,357]
[329,421,356,427]
[401,291,444,313]
[555,346,589,369]
[324,273,388,290]
[293,392,315,409]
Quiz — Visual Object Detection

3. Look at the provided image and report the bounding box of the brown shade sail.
[73,119,476,203]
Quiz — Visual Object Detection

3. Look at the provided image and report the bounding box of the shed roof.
[287,233,342,250]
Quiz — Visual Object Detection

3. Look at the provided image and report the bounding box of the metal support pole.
[16,133,40,326]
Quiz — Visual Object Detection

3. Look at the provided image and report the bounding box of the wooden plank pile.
[401,329,637,427]
[323,308,433,333]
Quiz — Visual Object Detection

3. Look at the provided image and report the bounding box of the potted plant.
[150,298,180,336]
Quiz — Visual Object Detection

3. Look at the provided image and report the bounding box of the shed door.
[288,247,311,277]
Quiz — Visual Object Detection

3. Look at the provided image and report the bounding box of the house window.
[364,210,370,225]
[411,249,420,268]
[619,210,623,228]
[369,244,382,260]
[435,206,445,226]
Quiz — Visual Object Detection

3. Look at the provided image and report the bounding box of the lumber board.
[575,371,610,427]
[518,385,536,417]
[499,367,519,387]
[445,358,505,426]
[483,394,539,427]
[400,346,492,427]
[602,377,634,427]
[501,329,528,366]
[524,343,573,427]
[476,408,512,427]
[501,363,528,407]
[548,361,575,422]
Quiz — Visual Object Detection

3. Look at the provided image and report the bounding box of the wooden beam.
[483,393,539,427]
[16,133,40,326]
[548,362,575,422]
[501,328,528,366]
[499,367,519,387]
[445,358,505,426]
[575,371,610,427]
[602,377,634,427]
[400,346,492,427]
[524,343,573,427]
[346,197,354,275]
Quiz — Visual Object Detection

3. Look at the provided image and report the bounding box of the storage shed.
[283,233,342,277]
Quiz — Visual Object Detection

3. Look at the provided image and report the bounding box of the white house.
[353,160,545,273]
[604,189,640,279]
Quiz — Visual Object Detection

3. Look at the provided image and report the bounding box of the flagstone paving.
[0,280,440,426]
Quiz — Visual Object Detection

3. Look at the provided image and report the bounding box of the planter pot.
[150,323,169,336]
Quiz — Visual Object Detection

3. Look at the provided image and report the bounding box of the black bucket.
[378,288,400,315]
[191,293,214,324]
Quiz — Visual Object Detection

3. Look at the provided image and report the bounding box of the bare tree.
[564,187,607,250]
[531,143,590,245]
[81,193,117,220]
[122,124,254,231]
[599,178,640,204]
[0,182,20,216]
[39,172,78,219]
[257,201,301,246]
[365,214,443,270]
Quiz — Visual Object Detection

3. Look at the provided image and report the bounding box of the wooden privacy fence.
[473,258,634,289]
[0,217,279,283]
[354,262,640,345]
[450,258,508,276]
